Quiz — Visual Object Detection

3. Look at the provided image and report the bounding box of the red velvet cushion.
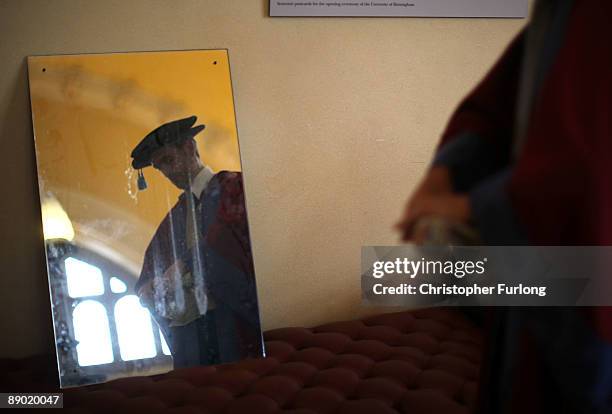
[3,309,483,413]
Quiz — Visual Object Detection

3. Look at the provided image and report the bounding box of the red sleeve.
[205,172,255,277]
[508,0,612,247]
[439,31,524,149]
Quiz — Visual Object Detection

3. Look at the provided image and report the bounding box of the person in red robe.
[132,116,263,368]
[396,1,612,412]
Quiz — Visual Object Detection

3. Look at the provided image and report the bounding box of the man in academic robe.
[396,1,612,412]
[131,115,262,368]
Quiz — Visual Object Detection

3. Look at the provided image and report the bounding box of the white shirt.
[165,165,215,327]
[190,166,214,200]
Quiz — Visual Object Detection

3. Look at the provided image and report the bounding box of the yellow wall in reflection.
[29,50,241,272]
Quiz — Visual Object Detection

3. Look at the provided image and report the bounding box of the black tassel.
[137,169,147,190]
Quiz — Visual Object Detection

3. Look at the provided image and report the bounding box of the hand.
[137,279,155,308]
[137,261,187,309]
[162,260,187,283]
[395,166,471,242]
[411,165,454,195]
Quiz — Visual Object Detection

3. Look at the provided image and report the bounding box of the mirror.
[27,50,264,387]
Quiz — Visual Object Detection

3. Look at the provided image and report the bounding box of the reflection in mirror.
[28,50,264,387]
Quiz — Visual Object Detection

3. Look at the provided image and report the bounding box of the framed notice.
[270,0,528,18]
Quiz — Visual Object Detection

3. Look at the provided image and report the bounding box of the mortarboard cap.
[131,115,205,170]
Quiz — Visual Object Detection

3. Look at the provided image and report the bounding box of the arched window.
[114,295,157,361]
[47,243,172,387]
[72,300,114,366]
[65,257,104,298]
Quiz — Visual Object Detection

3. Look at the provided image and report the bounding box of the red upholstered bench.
[3,309,483,413]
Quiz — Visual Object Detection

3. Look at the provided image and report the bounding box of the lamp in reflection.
[42,195,75,242]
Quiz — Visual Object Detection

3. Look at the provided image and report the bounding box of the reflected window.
[65,257,104,298]
[61,252,172,372]
[73,300,114,366]
[160,328,171,356]
[110,277,127,293]
[115,295,157,361]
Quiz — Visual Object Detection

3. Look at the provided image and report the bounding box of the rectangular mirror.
[27,50,264,387]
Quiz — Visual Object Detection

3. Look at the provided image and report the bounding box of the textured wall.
[0,0,524,358]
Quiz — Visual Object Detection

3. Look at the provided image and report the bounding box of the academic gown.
[432,0,612,411]
[135,171,263,366]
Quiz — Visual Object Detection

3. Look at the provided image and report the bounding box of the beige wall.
[0,0,525,358]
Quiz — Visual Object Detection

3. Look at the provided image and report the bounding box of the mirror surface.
[28,50,264,387]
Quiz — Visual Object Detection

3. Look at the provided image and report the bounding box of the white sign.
[270,0,527,18]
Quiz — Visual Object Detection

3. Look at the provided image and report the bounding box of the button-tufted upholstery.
[3,309,483,413]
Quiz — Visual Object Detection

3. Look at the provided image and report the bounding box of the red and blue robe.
[135,171,263,367]
[432,0,612,411]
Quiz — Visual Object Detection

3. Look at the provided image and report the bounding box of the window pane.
[65,257,104,298]
[73,300,114,366]
[109,277,127,294]
[159,328,171,356]
[114,295,156,361]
